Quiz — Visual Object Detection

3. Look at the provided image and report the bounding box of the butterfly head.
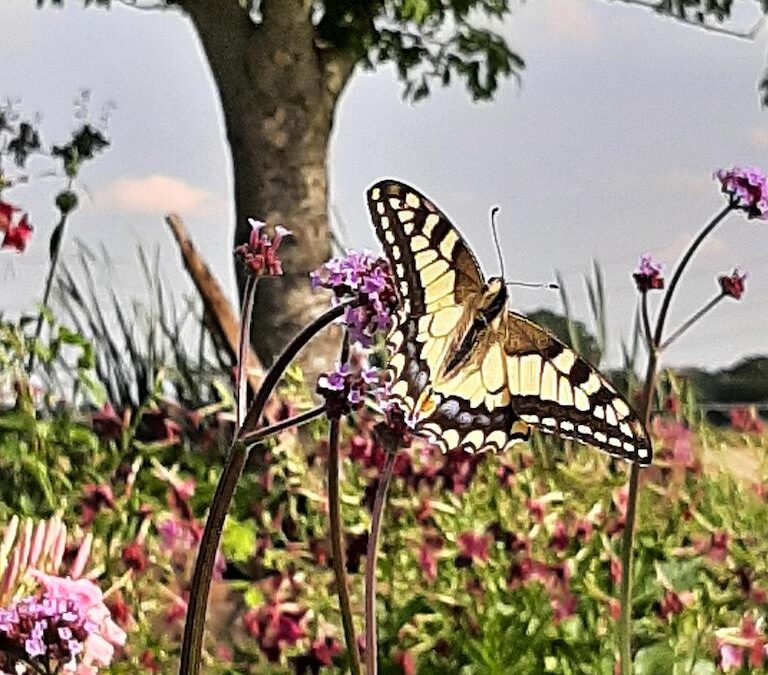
[478,276,508,325]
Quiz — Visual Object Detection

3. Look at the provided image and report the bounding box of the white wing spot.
[406,192,421,208]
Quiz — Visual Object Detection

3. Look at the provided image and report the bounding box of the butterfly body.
[367,179,652,465]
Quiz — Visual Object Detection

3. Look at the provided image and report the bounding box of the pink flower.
[633,253,664,292]
[652,418,695,468]
[419,536,442,583]
[719,643,743,672]
[730,406,765,434]
[234,218,292,277]
[1,211,33,252]
[716,166,768,219]
[456,532,491,567]
[719,269,747,300]
[31,572,127,670]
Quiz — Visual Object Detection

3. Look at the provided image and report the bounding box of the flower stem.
[617,204,732,675]
[240,404,326,445]
[364,449,398,675]
[327,416,363,675]
[26,212,69,373]
[659,294,724,351]
[640,291,653,350]
[325,332,362,674]
[652,204,732,346]
[236,276,257,428]
[179,301,348,675]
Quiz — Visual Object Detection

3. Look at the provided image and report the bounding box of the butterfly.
[367,179,652,465]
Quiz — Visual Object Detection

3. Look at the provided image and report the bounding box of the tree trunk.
[180,0,354,377]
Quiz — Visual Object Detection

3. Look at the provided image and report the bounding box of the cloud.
[750,127,768,148]
[96,175,225,217]
[542,0,598,45]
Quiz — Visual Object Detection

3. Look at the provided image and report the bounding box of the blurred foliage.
[2,312,768,673]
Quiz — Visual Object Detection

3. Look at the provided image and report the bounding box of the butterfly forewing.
[367,180,484,415]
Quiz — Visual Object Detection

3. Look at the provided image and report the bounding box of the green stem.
[364,449,398,675]
[236,276,257,428]
[651,204,732,347]
[617,204,732,675]
[240,404,326,445]
[27,211,69,372]
[179,301,348,675]
[325,332,362,674]
[659,294,724,351]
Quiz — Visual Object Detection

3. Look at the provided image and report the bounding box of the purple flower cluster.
[716,167,768,219]
[0,594,94,670]
[317,351,384,418]
[633,253,665,292]
[234,219,292,277]
[311,250,398,346]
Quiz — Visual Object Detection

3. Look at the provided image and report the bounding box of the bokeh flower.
[0,517,126,674]
[633,253,664,292]
[716,166,768,219]
[0,206,33,253]
[234,219,291,277]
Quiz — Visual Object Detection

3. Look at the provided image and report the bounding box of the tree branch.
[608,0,766,39]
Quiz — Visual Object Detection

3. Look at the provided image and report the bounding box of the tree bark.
[179,0,355,376]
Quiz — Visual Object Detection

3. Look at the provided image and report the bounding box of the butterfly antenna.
[506,281,560,290]
[490,206,506,280]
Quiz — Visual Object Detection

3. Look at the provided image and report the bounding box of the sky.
[1,0,767,371]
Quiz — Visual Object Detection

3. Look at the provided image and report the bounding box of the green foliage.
[2,313,768,672]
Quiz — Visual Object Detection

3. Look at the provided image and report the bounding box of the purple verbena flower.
[317,352,384,419]
[632,253,664,292]
[234,218,292,277]
[311,250,398,346]
[716,166,768,219]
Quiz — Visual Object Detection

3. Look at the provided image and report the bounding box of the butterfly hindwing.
[503,312,652,464]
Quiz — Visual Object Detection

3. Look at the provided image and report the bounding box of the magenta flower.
[234,218,292,277]
[730,406,765,434]
[716,166,768,219]
[311,250,398,347]
[1,211,33,253]
[719,269,747,300]
[455,532,491,567]
[633,253,664,292]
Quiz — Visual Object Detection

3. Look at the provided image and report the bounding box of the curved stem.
[328,417,363,675]
[618,204,731,675]
[364,450,398,675]
[652,204,731,346]
[179,301,348,675]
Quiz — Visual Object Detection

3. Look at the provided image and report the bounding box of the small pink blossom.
[716,166,768,219]
[456,532,490,566]
[719,269,747,300]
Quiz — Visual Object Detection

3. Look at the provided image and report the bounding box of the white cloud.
[542,0,598,45]
[95,175,225,217]
[750,127,768,148]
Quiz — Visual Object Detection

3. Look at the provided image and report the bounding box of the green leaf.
[222,517,256,564]
[634,642,675,675]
